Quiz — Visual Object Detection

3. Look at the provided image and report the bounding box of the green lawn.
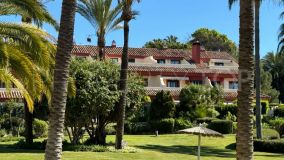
[0,134,283,160]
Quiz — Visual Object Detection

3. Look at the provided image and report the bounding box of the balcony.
[129,63,196,69]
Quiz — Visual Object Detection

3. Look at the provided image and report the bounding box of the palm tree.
[0,0,58,144]
[115,0,140,149]
[262,52,284,102]
[237,0,255,159]
[44,0,77,159]
[77,0,122,60]
[229,0,263,139]
[0,0,58,29]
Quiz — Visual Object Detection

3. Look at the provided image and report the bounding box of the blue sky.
[2,0,284,57]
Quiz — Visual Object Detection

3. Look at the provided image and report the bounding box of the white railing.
[209,65,239,70]
[129,63,196,68]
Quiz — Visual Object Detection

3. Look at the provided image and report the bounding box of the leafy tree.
[262,52,284,103]
[116,0,141,149]
[144,35,189,49]
[189,28,238,58]
[66,58,145,145]
[44,0,77,159]
[260,65,280,103]
[77,0,122,60]
[149,90,175,120]
[177,84,222,120]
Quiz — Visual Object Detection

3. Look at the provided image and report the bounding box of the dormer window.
[171,60,181,64]
[214,62,224,66]
[128,59,135,63]
[157,59,166,64]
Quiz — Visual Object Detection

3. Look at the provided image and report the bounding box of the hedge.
[215,104,237,119]
[254,139,284,153]
[150,118,175,134]
[207,120,233,134]
[196,117,218,124]
[274,107,284,117]
[174,118,192,131]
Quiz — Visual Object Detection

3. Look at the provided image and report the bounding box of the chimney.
[192,41,201,63]
[111,40,116,48]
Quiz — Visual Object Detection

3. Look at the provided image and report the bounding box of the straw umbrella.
[178,125,223,160]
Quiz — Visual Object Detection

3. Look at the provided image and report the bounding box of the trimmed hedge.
[274,107,284,117]
[33,119,48,138]
[196,117,217,124]
[174,118,192,131]
[215,104,237,119]
[150,118,175,134]
[254,139,284,153]
[207,120,233,134]
[279,123,284,137]
[124,122,151,134]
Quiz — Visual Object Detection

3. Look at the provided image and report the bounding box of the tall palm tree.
[115,0,140,149]
[44,0,77,159]
[237,0,255,159]
[229,0,263,139]
[77,0,122,60]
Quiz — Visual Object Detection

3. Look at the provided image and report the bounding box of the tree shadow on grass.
[135,144,235,158]
[0,143,43,153]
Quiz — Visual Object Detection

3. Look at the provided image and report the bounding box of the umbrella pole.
[198,134,201,160]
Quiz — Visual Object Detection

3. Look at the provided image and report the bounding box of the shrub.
[0,129,6,137]
[196,117,217,124]
[254,139,284,153]
[150,118,175,134]
[131,122,151,134]
[215,104,237,119]
[150,91,175,120]
[64,144,109,152]
[207,120,233,134]
[268,118,284,137]
[33,119,48,138]
[15,139,46,150]
[253,128,280,140]
[105,124,116,135]
[274,107,284,117]
[174,118,192,131]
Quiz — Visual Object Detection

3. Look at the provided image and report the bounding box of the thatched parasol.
[178,125,223,160]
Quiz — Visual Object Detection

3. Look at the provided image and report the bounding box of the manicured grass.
[0,134,283,160]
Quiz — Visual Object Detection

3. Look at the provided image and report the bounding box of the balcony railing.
[129,63,196,68]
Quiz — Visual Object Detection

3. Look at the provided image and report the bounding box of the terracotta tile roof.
[0,89,23,100]
[72,45,235,61]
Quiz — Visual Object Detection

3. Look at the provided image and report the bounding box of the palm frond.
[0,68,34,112]
[0,0,59,29]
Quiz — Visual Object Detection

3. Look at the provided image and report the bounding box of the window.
[143,78,148,87]
[128,59,135,63]
[229,81,238,89]
[157,59,166,64]
[211,81,221,87]
[167,80,180,88]
[110,58,118,63]
[0,81,5,88]
[190,80,203,85]
[214,62,224,66]
[171,60,181,64]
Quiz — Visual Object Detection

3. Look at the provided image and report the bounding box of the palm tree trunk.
[116,20,129,149]
[24,100,33,144]
[98,36,106,60]
[44,0,76,159]
[255,0,262,139]
[237,0,255,160]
